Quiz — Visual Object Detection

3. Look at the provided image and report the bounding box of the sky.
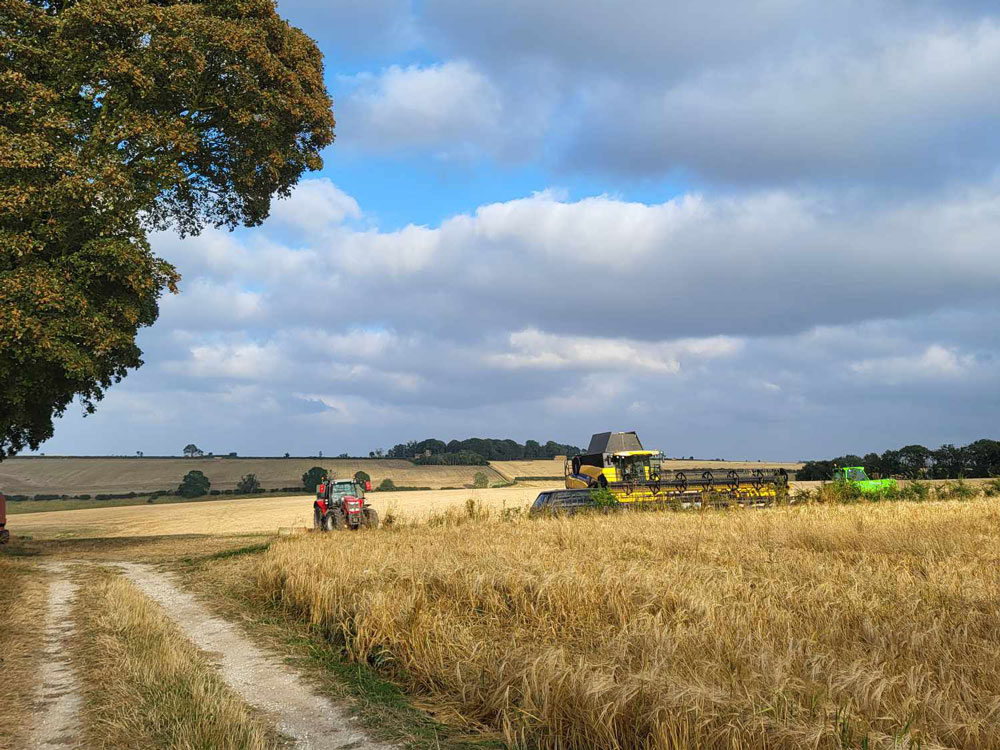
[35,0,1000,460]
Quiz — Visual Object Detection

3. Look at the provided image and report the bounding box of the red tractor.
[314,477,379,531]
[0,493,8,544]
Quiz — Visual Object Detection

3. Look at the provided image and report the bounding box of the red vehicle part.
[0,493,8,544]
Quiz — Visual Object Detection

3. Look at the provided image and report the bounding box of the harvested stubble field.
[253,497,1000,750]
[9,486,548,539]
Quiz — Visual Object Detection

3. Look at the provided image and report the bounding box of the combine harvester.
[531,432,788,513]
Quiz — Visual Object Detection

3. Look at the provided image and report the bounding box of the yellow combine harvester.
[531,432,788,513]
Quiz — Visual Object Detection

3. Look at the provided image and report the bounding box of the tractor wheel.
[331,509,346,530]
[363,507,380,529]
[321,513,335,532]
[313,507,323,530]
[0,528,8,545]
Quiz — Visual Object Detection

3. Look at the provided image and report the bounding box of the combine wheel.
[676,472,688,492]
[363,507,380,529]
[727,470,740,491]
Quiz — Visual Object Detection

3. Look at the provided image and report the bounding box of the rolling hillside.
[0,457,505,496]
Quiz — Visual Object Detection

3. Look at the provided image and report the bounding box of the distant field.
[0,457,506,496]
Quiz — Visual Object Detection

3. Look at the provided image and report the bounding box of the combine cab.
[314,477,379,531]
[533,431,788,513]
[831,466,897,494]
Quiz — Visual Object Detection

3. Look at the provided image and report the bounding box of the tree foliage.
[0,0,335,457]
[301,466,327,493]
[183,443,202,458]
[412,451,488,466]
[236,472,260,494]
[797,438,1000,480]
[177,469,210,498]
[385,437,583,462]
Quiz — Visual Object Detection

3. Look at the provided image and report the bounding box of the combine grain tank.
[532,432,788,513]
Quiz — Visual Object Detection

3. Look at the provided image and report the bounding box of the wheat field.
[254,498,1000,750]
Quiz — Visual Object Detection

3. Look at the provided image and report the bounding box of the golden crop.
[255,499,1000,749]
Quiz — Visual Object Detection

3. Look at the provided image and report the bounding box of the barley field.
[255,498,1000,750]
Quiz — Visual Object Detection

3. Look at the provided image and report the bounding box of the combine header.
[532,432,788,513]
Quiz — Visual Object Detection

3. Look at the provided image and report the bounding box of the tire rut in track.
[28,563,83,750]
[115,562,395,750]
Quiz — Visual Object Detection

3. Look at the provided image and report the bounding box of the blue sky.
[35,0,1000,460]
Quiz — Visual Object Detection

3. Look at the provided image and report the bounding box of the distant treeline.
[380,438,583,463]
[798,439,1000,481]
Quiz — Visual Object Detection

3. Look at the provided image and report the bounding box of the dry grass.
[254,499,1000,750]
[75,567,279,749]
[0,558,46,750]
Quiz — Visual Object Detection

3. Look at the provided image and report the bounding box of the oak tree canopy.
[0,0,335,457]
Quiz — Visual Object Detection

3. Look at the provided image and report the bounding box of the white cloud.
[849,345,977,384]
[267,179,361,233]
[179,342,285,380]
[337,61,510,157]
[490,329,742,374]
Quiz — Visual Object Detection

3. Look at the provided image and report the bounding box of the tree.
[473,471,490,489]
[353,470,371,487]
[377,478,396,491]
[931,444,966,479]
[897,445,931,479]
[183,444,202,458]
[0,0,335,458]
[964,439,1000,477]
[301,466,328,493]
[177,470,210,498]
[236,473,261,494]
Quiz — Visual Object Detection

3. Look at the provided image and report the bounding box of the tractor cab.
[833,467,870,482]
